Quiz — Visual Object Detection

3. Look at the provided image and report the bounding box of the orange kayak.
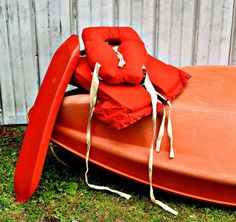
[51,66,236,207]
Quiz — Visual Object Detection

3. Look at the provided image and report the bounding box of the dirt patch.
[0,126,25,148]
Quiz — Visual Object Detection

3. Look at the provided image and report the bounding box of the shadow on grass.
[47,145,236,212]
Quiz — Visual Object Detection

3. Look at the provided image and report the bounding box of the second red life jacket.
[146,55,191,100]
[74,57,162,130]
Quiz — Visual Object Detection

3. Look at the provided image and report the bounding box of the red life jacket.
[74,57,162,130]
[82,26,148,85]
[80,26,190,130]
[146,55,191,100]
[73,55,190,130]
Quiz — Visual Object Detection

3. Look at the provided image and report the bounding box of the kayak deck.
[51,66,236,207]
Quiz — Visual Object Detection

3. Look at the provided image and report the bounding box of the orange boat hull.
[52,66,236,207]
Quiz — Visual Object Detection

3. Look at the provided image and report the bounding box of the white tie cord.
[112,46,126,67]
[143,66,178,215]
[85,62,131,200]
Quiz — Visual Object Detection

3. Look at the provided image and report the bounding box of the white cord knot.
[85,62,131,200]
[167,100,175,158]
[113,46,126,67]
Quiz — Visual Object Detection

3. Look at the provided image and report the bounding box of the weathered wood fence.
[0,0,236,125]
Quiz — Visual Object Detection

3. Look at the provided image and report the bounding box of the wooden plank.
[77,0,91,49]
[157,0,196,66]
[101,0,115,25]
[195,0,234,65]
[0,104,2,124]
[0,0,38,124]
[69,0,77,34]
[90,0,102,26]
[78,0,116,28]
[229,0,236,65]
[77,0,91,35]
[141,0,155,55]
[90,0,115,26]
[34,0,51,82]
[77,0,115,49]
[232,34,236,64]
[179,0,197,66]
[0,0,16,124]
[5,0,26,123]
[118,0,155,54]
[156,0,173,63]
[167,0,183,66]
[35,0,71,83]
[0,88,2,124]
[131,0,143,33]
[117,0,132,26]
[17,0,38,118]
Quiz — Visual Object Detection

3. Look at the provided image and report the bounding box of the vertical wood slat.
[117,0,132,26]
[181,0,198,66]
[4,0,25,123]
[157,0,196,66]
[157,0,172,63]
[76,0,90,49]
[0,87,2,124]
[77,0,115,49]
[117,0,156,54]
[90,0,102,26]
[17,0,38,117]
[140,0,156,55]
[230,0,236,64]
[0,0,38,124]
[196,0,234,65]
[131,0,143,33]
[0,0,15,124]
[34,0,71,82]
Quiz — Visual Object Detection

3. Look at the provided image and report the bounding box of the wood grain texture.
[157,0,197,66]
[230,0,236,64]
[0,0,38,124]
[0,0,236,124]
[195,0,234,65]
[34,0,71,82]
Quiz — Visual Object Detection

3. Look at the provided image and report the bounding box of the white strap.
[143,67,178,215]
[156,91,167,101]
[155,107,166,152]
[167,101,175,159]
[85,62,131,200]
[113,46,126,67]
[156,92,175,159]
[50,144,68,166]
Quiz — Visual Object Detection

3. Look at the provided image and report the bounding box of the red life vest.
[146,55,191,100]
[74,57,162,130]
[73,55,190,130]
[82,26,148,85]
[74,27,190,129]
[80,26,190,130]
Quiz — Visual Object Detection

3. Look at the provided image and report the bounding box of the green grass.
[0,126,236,222]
